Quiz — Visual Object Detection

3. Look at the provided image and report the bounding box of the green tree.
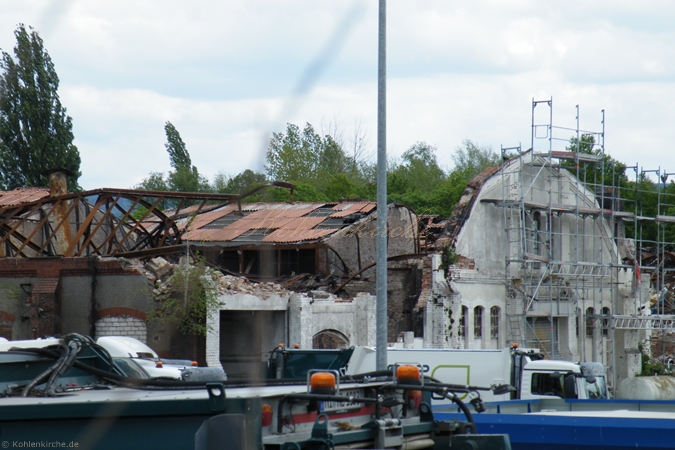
[393,142,446,191]
[266,123,321,183]
[268,182,327,203]
[387,142,451,215]
[221,169,268,195]
[451,140,500,179]
[0,25,81,191]
[135,122,211,197]
[265,122,374,201]
[149,255,221,336]
[165,121,191,170]
[565,134,628,188]
[323,173,359,200]
[135,171,168,192]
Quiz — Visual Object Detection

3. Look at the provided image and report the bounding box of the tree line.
[1,24,674,245]
[136,120,501,217]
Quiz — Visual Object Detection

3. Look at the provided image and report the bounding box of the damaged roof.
[183,201,376,246]
[440,165,501,248]
[0,187,50,207]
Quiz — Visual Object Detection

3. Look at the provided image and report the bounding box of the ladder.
[508,315,524,345]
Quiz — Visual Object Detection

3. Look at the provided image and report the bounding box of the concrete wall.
[327,205,420,342]
[0,277,34,339]
[435,154,633,370]
[421,254,506,350]
[206,290,377,374]
[60,274,153,335]
[326,205,417,278]
[287,293,377,349]
[206,291,290,378]
[0,257,180,358]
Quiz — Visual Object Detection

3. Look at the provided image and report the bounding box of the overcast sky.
[2,1,674,190]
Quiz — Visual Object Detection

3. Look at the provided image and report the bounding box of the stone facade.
[422,153,647,386]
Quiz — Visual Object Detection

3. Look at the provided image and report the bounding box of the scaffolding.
[495,98,675,387]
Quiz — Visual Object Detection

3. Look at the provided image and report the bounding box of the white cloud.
[2,0,675,191]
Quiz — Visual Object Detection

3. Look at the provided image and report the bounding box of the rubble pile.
[214,274,289,299]
[138,256,291,301]
[649,285,675,314]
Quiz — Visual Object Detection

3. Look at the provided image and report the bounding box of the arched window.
[312,329,349,349]
[474,306,484,338]
[490,306,500,339]
[459,306,468,339]
[586,307,595,337]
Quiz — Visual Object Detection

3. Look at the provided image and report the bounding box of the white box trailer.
[345,346,609,404]
[388,348,513,402]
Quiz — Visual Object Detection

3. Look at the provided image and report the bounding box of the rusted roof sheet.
[0,187,50,207]
[184,228,248,242]
[185,201,375,244]
[330,201,376,217]
[186,204,238,231]
[262,228,336,243]
[245,204,322,218]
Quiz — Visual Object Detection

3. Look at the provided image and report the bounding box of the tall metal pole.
[376,0,388,370]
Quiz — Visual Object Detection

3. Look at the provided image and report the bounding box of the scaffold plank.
[656,215,675,223]
[612,315,675,330]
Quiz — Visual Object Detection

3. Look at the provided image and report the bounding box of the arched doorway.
[313,329,349,349]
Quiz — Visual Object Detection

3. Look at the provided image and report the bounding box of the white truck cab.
[96,336,227,381]
[521,359,608,400]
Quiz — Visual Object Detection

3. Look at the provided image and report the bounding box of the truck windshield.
[581,376,608,399]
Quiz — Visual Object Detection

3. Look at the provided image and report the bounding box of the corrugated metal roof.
[186,204,238,231]
[0,187,50,207]
[262,228,335,243]
[184,201,375,244]
[330,201,376,217]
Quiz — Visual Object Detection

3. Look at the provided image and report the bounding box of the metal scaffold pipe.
[376,0,387,370]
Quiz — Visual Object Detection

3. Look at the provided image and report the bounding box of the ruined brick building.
[1,109,670,389]
[0,174,428,372]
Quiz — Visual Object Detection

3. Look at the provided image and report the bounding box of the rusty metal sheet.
[329,201,376,218]
[0,188,49,207]
[188,204,238,230]
[184,202,373,243]
[238,216,294,230]
[281,216,327,230]
[183,227,247,242]
[261,228,336,243]
[244,204,321,219]
[242,202,322,213]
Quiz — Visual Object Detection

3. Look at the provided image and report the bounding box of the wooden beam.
[64,196,106,256]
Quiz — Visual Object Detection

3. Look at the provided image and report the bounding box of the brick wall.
[94,307,148,343]
[0,256,141,278]
[95,316,147,343]
[0,311,15,340]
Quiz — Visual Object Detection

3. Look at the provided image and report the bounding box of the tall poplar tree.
[165,121,191,170]
[0,25,81,191]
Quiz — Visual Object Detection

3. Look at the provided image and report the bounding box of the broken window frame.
[490,306,500,339]
[474,306,483,339]
[459,306,468,339]
[586,307,595,337]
